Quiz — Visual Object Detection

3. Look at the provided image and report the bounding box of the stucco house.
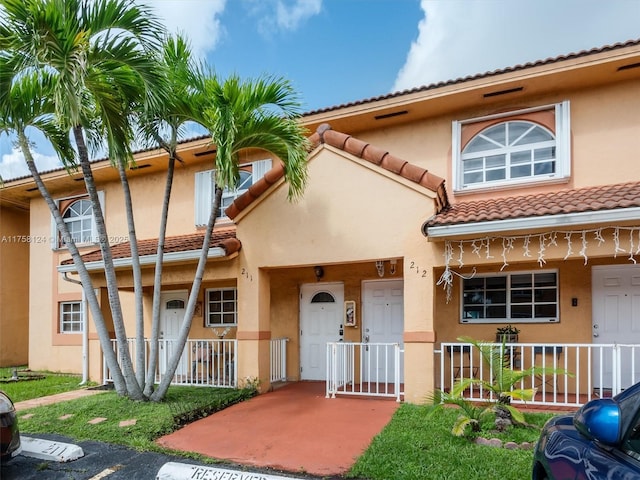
[1,39,639,405]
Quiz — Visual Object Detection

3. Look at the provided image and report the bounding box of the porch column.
[236,267,271,391]
[403,257,436,404]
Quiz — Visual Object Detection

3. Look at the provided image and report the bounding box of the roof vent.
[374,110,408,120]
[617,62,640,72]
[483,86,523,98]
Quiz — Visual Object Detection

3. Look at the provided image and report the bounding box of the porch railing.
[270,337,289,383]
[103,338,237,388]
[438,342,640,407]
[326,342,404,402]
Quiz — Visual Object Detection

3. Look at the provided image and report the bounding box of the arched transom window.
[63,199,93,244]
[461,121,556,187]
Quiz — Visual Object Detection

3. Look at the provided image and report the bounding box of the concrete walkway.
[14,388,106,411]
[157,382,399,477]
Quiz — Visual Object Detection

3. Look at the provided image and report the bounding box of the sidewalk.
[14,388,106,411]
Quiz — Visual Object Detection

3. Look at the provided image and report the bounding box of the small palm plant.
[429,389,494,437]
[431,336,572,436]
[455,335,571,431]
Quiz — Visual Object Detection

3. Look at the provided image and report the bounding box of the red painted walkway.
[157,382,399,477]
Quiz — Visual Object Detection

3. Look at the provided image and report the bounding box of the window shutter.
[252,159,272,181]
[194,169,215,227]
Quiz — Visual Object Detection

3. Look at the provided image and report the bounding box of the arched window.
[63,199,93,244]
[461,121,556,187]
[166,300,185,309]
[310,292,336,303]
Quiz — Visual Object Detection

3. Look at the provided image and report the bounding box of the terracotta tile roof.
[61,229,240,265]
[425,182,640,228]
[226,124,449,220]
[304,39,640,116]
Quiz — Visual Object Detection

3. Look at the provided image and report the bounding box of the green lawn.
[348,404,553,480]
[18,385,256,456]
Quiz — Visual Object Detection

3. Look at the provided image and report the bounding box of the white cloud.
[0,148,62,181]
[146,0,227,61]
[245,0,322,35]
[394,0,640,92]
[275,0,322,30]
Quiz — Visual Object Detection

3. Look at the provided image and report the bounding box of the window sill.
[453,175,570,197]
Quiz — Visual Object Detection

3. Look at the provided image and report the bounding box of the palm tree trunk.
[116,161,146,390]
[144,153,176,395]
[150,185,222,401]
[17,131,128,395]
[72,126,144,400]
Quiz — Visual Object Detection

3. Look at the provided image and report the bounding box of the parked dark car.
[0,390,21,463]
[533,381,640,479]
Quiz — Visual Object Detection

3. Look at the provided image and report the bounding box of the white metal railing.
[103,338,237,388]
[326,342,404,402]
[269,337,289,383]
[437,342,640,407]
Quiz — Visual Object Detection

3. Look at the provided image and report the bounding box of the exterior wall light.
[314,266,324,281]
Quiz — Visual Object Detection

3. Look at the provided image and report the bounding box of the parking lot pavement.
[1,434,312,480]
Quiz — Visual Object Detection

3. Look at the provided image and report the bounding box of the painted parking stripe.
[89,466,122,479]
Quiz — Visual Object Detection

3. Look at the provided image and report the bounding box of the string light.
[437,225,640,302]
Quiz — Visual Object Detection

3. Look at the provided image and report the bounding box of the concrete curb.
[20,436,84,462]
[156,462,305,480]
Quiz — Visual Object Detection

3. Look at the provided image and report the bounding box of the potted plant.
[496,324,520,343]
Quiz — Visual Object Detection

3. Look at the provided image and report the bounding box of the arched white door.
[300,283,344,380]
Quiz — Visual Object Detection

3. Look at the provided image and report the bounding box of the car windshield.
[618,386,640,456]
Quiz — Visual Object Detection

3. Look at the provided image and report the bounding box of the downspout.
[62,272,89,385]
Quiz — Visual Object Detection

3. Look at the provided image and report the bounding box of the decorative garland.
[437,226,640,303]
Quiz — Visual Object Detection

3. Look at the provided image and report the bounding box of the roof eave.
[425,207,640,239]
[57,247,229,273]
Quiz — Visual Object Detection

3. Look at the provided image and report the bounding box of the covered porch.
[424,182,640,409]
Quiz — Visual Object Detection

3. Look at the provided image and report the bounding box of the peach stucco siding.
[0,205,30,367]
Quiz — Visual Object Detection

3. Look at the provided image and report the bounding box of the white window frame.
[452,101,570,193]
[194,159,272,227]
[205,287,238,327]
[460,270,559,324]
[60,301,84,333]
[51,191,105,249]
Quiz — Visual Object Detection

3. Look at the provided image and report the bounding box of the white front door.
[160,291,188,376]
[592,265,640,389]
[300,283,344,380]
[362,279,404,383]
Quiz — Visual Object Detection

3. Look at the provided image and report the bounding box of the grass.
[348,404,554,480]
[18,385,256,456]
[0,366,93,402]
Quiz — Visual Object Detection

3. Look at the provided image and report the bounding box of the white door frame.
[592,264,640,389]
[361,279,404,383]
[299,282,345,381]
[160,290,189,376]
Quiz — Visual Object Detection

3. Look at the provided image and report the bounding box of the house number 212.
[409,261,427,278]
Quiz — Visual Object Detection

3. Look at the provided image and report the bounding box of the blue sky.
[1,0,639,180]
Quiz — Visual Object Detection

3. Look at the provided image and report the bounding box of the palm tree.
[0,67,134,394]
[134,35,209,396]
[0,0,167,399]
[150,73,310,400]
